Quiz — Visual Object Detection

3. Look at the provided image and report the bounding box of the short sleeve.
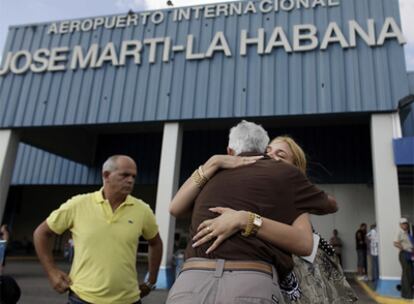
[290,168,330,213]
[394,230,402,243]
[46,198,76,235]
[142,205,159,240]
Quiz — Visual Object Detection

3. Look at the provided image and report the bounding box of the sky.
[0,0,413,71]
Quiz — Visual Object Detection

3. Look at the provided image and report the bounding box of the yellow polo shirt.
[47,190,158,304]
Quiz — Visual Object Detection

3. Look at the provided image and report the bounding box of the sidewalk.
[355,279,414,304]
[3,259,377,304]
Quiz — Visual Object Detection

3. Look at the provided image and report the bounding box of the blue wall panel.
[12,132,162,185]
[393,137,414,165]
[11,143,98,185]
[0,0,410,127]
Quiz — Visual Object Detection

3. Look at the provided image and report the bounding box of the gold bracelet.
[251,214,262,236]
[191,169,208,189]
[198,165,209,181]
[241,212,255,237]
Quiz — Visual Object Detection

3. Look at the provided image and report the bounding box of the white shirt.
[394,228,413,252]
[367,228,379,256]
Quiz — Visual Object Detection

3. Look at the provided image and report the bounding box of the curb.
[355,278,414,304]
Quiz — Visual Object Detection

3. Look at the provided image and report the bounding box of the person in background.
[0,224,10,274]
[355,223,368,280]
[64,237,74,264]
[33,155,163,304]
[366,224,379,284]
[330,229,343,266]
[0,225,9,242]
[393,218,413,299]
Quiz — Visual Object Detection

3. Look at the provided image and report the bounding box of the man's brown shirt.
[185,155,331,277]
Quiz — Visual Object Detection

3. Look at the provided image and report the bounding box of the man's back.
[185,157,328,276]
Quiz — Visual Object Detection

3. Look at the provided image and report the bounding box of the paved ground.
[349,280,377,304]
[3,259,377,303]
[3,259,168,304]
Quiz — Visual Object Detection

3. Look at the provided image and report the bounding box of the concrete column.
[154,122,182,288]
[370,113,402,297]
[0,130,19,222]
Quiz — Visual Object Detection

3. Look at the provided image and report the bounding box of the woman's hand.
[213,155,263,168]
[202,155,263,179]
[192,207,248,254]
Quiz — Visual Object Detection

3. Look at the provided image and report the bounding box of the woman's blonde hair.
[270,136,307,175]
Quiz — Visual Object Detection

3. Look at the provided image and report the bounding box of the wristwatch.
[242,212,263,237]
[251,213,263,236]
[144,281,156,290]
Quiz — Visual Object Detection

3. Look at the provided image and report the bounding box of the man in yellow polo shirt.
[33,155,163,304]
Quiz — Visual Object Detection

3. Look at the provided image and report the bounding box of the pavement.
[3,259,169,304]
[3,259,377,304]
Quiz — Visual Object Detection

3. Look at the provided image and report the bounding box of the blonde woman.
[264,136,356,303]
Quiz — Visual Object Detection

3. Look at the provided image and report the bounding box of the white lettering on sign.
[119,40,142,65]
[206,32,232,58]
[70,44,99,69]
[144,38,166,63]
[95,43,120,67]
[186,35,205,60]
[45,0,341,34]
[240,29,265,56]
[0,17,406,76]
[348,19,376,47]
[293,24,318,51]
[31,48,50,73]
[10,51,31,74]
[265,27,292,53]
[47,47,69,72]
[320,22,349,50]
[377,17,406,45]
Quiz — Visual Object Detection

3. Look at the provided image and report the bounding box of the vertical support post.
[0,130,19,223]
[154,122,182,288]
[370,113,402,297]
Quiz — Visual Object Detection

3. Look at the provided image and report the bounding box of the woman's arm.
[193,207,313,256]
[169,177,203,218]
[169,155,262,217]
[257,212,313,256]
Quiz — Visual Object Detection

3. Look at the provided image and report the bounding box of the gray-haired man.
[167,120,331,304]
[34,155,163,304]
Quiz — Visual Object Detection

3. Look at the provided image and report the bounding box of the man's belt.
[68,290,91,303]
[181,260,273,276]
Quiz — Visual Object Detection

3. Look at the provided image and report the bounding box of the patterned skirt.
[280,249,358,303]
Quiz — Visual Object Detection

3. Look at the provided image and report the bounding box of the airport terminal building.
[0,0,413,297]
